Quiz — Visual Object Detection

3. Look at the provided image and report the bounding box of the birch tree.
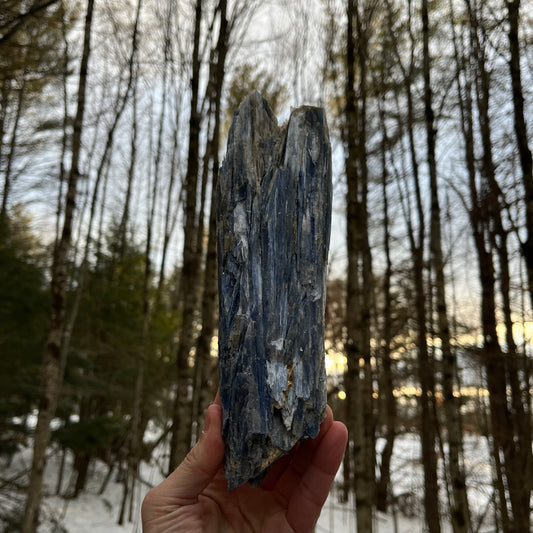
[22,1,95,530]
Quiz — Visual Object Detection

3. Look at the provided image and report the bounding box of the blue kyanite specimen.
[217,92,332,489]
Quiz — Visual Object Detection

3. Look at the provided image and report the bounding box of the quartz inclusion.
[217,92,332,489]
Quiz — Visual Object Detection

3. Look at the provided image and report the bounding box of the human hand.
[141,399,348,533]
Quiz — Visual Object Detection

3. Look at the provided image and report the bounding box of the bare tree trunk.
[80,9,140,260]
[375,90,397,514]
[0,75,25,223]
[118,75,138,257]
[504,0,533,501]
[191,0,228,443]
[453,22,510,527]
[344,0,364,521]
[55,447,66,496]
[95,158,111,262]
[422,1,470,531]
[506,0,533,313]
[21,2,95,531]
[72,452,90,498]
[478,256,513,533]
[388,1,441,527]
[60,0,141,379]
[492,218,532,501]
[414,232,441,533]
[119,84,151,531]
[466,1,530,528]
[113,1,146,525]
[0,81,8,191]
[117,468,130,526]
[156,72,183,297]
[355,3,376,524]
[55,1,70,250]
[148,0,172,298]
[169,0,204,473]
[189,105,214,442]
[344,2,375,529]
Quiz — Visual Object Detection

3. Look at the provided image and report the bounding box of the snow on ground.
[1,431,502,533]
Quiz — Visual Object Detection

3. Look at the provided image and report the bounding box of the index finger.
[286,420,348,531]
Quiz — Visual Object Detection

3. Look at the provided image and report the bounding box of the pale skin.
[141,397,348,533]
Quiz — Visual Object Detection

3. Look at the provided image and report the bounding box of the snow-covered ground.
[0,431,504,532]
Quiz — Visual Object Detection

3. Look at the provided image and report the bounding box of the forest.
[0,0,532,532]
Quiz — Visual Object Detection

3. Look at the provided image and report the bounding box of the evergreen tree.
[0,210,48,458]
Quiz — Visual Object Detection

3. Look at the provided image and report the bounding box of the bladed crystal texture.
[217,92,332,489]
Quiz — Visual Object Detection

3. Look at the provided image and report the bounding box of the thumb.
[148,403,225,506]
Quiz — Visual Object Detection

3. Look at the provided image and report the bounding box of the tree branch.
[0,0,61,46]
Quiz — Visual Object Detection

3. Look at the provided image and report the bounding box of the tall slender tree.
[344,1,376,529]
[374,65,397,513]
[169,0,205,472]
[0,74,25,223]
[422,1,470,531]
[385,1,441,529]
[21,1,95,531]
[506,0,533,312]
[502,1,533,503]
[465,1,531,528]
[191,0,229,441]
[60,0,142,388]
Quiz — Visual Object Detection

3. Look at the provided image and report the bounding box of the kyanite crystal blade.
[217,92,332,489]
